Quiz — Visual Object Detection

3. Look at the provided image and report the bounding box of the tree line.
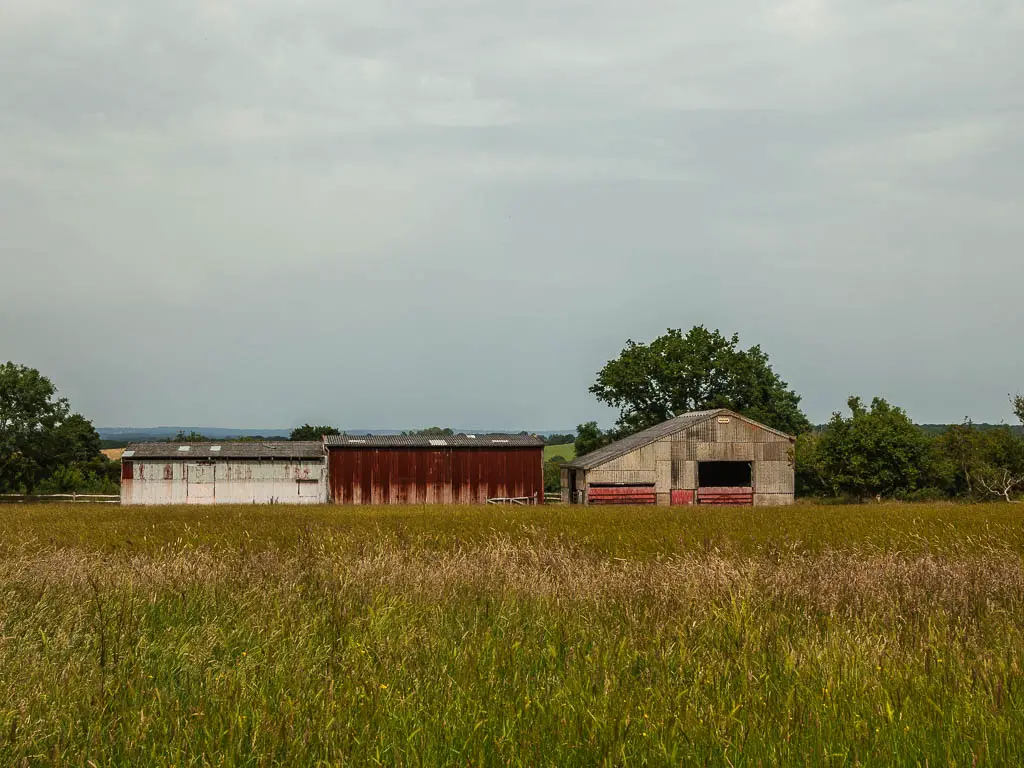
[5,343,1023,502]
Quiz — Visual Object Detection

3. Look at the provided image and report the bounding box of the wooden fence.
[0,494,120,504]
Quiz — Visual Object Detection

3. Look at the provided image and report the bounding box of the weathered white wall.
[121,459,328,505]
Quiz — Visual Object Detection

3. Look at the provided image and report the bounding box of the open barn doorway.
[698,461,751,487]
[697,461,753,505]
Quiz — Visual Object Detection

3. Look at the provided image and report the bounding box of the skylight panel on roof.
[429,439,448,446]
[491,439,510,443]
[209,446,221,452]
[177,446,190,452]
[348,439,366,444]
[122,450,134,458]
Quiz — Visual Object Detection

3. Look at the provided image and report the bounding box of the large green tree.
[589,327,810,436]
[574,421,611,458]
[793,431,826,497]
[0,362,104,492]
[1013,394,1024,426]
[815,397,942,500]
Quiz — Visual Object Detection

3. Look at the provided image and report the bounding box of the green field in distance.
[544,443,576,462]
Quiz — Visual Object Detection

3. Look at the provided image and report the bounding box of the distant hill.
[98,427,578,448]
[98,427,291,448]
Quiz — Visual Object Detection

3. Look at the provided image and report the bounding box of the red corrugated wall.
[327,447,544,505]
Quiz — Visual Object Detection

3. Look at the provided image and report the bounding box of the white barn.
[120,442,327,505]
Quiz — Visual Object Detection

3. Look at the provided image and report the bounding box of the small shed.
[561,409,794,506]
[120,442,327,505]
[324,434,545,505]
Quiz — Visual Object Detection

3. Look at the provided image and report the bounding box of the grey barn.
[561,409,795,506]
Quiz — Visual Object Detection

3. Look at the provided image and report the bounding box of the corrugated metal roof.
[123,442,325,460]
[324,434,544,449]
[565,409,793,470]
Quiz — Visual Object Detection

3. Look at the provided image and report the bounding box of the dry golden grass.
[1,503,1022,765]
[100,448,125,462]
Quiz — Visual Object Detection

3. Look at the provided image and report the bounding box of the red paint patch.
[588,486,657,505]
[670,489,694,506]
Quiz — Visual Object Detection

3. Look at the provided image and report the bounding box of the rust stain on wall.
[327,447,544,505]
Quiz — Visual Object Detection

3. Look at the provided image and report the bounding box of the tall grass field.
[1,503,1022,765]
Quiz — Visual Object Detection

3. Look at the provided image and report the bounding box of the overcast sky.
[1,0,1022,430]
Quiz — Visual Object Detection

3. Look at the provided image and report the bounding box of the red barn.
[324,434,545,505]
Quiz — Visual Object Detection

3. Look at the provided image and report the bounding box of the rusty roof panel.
[125,442,325,460]
[324,434,544,449]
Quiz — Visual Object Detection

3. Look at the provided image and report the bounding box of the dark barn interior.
[698,461,752,488]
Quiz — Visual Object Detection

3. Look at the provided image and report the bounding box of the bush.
[544,457,568,494]
[37,459,120,495]
[814,397,948,500]
[895,487,951,503]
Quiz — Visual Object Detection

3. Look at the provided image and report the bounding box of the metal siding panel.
[669,460,697,490]
[452,450,467,503]
[508,450,521,499]
[587,486,657,504]
[687,419,716,444]
[656,460,671,493]
[754,442,793,461]
[712,417,772,443]
[485,450,501,501]
[670,441,692,461]
[598,444,657,472]
[326,446,538,505]
[360,451,372,504]
[671,489,695,505]
[212,459,327,504]
[698,487,754,505]
[754,461,795,494]
[466,450,479,503]
[127,459,327,505]
[726,444,755,461]
[586,469,657,485]
[127,460,186,505]
[693,443,756,462]
[433,451,445,503]
[694,444,716,461]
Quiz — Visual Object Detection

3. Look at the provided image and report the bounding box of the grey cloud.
[1,0,1022,429]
